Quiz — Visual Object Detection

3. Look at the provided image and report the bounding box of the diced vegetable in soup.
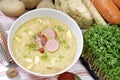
[12,17,77,74]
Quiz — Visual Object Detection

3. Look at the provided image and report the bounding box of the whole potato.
[36,0,55,9]
[0,0,25,17]
[21,0,39,9]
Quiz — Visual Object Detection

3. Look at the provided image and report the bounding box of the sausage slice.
[45,39,59,52]
[43,28,56,39]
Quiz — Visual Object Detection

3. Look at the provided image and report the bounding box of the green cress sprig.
[83,23,120,80]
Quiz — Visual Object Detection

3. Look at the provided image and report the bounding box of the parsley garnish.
[41,53,48,60]
[53,25,64,32]
[25,43,37,53]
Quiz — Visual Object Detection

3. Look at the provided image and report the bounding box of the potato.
[36,0,55,9]
[21,0,39,9]
[0,0,25,17]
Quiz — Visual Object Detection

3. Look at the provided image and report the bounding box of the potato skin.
[36,0,55,9]
[21,0,39,9]
[0,0,26,17]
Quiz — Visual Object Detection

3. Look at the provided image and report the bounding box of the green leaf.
[41,53,48,60]
[53,25,64,32]
[58,38,70,49]
[32,34,36,39]
[74,74,81,80]
[25,43,38,53]
[26,43,37,49]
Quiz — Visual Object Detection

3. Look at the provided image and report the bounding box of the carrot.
[82,0,106,25]
[112,0,120,9]
[92,0,120,24]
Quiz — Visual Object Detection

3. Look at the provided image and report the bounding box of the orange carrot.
[112,0,120,9]
[92,0,120,24]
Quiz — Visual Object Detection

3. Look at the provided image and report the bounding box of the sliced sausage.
[41,34,47,46]
[36,32,47,46]
[35,37,42,46]
[45,39,59,52]
[39,47,44,53]
[43,28,57,39]
[36,32,42,38]
[35,36,45,53]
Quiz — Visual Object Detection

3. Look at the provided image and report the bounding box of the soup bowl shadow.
[8,8,83,77]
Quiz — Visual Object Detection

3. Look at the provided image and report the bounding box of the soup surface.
[12,17,77,74]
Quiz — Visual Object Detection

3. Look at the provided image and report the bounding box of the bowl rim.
[8,8,83,77]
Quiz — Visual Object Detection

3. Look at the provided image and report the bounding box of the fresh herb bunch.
[83,24,120,80]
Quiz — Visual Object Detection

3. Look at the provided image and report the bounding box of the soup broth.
[12,17,77,74]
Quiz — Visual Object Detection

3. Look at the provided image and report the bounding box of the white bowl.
[8,8,83,77]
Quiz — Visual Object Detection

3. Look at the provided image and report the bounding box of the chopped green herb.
[23,55,28,58]
[58,38,70,49]
[59,39,66,44]
[24,29,29,33]
[36,19,44,24]
[25,43,38,53]
[65,44,70,49]
[58,56,64,59]
[26,43,36,49]
[32,34,36,39]
[53,25,64,32]
[41,53,48,60]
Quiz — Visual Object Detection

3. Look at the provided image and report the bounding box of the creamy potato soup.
[12,17,77,74]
